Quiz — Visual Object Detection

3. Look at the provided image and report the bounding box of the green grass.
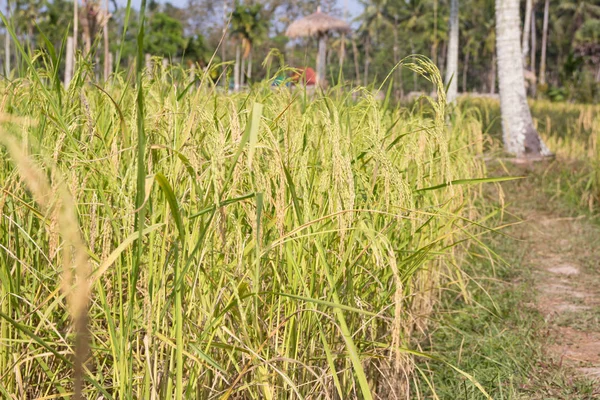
[416,195,599,399]
[407,95,600,399]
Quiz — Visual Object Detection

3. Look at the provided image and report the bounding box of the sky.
[338,0,364,19]
[141,0,365,20]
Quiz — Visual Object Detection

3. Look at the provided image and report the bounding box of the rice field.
[458,97,600,141]
[0,52,505,399]
[539,102,600,210]
[462,97,600,212]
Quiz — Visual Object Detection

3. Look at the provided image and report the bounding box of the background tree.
[445,0,459,102]
[522,0,533,65]
[538,0,550,85]
[0,0,598,102]
[13,0,44,46]
[144,11,185,57]
[230,3,269,85]
[495,0,550,157]
[36,0,75,49]
[356,0,386,85]
[183,34,213,67]
[80,0,108,55]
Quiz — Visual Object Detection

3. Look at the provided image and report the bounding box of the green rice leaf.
[416,176,525,193]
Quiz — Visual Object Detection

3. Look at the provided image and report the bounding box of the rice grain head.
[0,130,92,399]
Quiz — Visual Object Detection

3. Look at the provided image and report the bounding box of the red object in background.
[292,67,317,86]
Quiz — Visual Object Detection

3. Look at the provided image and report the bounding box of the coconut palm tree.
[357,0,406,91]
[5,0,11,76]
[396,0,436,91]
[358,0,433,90]
[102,0,110,81]
[445,0,459,102]
[522,0,533,65]
[557,0,600,37]
[456,0,495,92]
[557,0,600,67]
[495,0,550,157]
[539,0,550,85]
[230,3,269,87]
[356,4,382,86]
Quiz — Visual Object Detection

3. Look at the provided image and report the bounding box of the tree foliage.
[144,11,186,57]
[1,0,598,102]
[230,3,269,58]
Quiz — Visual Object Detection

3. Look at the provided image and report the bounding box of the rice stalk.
[0,132,92,399]
[0,55,500,399]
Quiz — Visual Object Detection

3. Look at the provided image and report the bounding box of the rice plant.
[0,47,499,399]
[458,97,600,144]
[460,96,600,212]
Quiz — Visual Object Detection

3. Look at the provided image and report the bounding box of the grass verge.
[415,167,600,399]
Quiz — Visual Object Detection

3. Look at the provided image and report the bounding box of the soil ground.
[503,163,600,397]
[419,162,600,399]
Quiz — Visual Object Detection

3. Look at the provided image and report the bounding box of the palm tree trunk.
[240,55,245,87]
[83,24,91,56]
[531,6,537,72]
[393,15,402,99]
[539,0,549,85]
[242,55,247,87]
[363,36,370,87]
[234,44,240,91]
[522,0,533,64]
[144,53,151,78]
[221,1,227,86]
[340,0,348,74]
[432,0,438,65]
[221,39,227,86]
[439,40,447,78]
[65,36,74,86]
[351,38,361,84]
[247,49,252,82]
[462,50,470,93]
[490,54,496,94]
[495,0,550,157]
[27,22,33,49]
[339,33,345,72]
[317,34,327,87]
[411,39,417,91]
[4,32,9,76]
[4,2,10,76]
[189,62,195,81]
[531,7,537,96]
[445,0,459,103]
[74,0,78,52]
[103,0,110,81]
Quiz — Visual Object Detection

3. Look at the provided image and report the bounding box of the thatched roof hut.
[285,8,351,86]
[285,8,350,39]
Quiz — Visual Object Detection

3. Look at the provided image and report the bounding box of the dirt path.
[510,177,600,384]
